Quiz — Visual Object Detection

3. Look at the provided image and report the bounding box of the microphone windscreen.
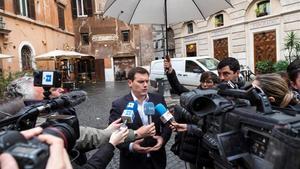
[60,90,87,107]
[144,102,155,116]
[155,103,167,116]
[126,101,138,112]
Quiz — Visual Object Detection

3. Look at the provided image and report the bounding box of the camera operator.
[287,59,300,99]
[0,127,72,169]
[4,75,156,169]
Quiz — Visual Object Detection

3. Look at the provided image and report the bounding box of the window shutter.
[71,0,77,18]
[86,0,93,17]
[28,0,36,20]
[0,0,5,10]
[58,5,65,30]
[14,0,20,14]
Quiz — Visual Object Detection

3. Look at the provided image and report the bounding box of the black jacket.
[73,143,115,169]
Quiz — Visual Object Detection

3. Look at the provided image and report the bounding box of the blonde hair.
[255,73,298,108]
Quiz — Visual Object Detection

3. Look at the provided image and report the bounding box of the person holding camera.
[0,127,73,169]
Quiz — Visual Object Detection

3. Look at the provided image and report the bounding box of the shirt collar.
[130,91,149,104]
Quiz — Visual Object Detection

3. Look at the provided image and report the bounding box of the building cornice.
[174,9,300,40]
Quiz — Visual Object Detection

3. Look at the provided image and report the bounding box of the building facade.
[72,0,154,82]
[172,0,300,71]
[0,0,75,75]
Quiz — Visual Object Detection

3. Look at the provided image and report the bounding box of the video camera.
[0,90,87,169]
[179,87,300,169]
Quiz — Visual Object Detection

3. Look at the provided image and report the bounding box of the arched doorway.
[21,46,33,71]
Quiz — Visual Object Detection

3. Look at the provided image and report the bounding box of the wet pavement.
[75,81,186,169]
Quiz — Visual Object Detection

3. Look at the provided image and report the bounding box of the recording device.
[0,90,87,130]
[178,87,300,169]
[0,91,85,169]
[33,70,62,100]
[121,101,137,124]
[155,103,174,124]
[0,115,78,169]
[33,70,62,88]
[144,102,155,124]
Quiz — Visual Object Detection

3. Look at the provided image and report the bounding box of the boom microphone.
[0,90,87,129]
[144,102,155,124]
[155,103,174,124]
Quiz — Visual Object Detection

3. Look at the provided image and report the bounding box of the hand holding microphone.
[121,101,137,129]
[155,103,175,125]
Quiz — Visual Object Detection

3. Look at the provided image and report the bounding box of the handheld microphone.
[155,103,174,124]
[121,101,137,124]
[144,102,155,124]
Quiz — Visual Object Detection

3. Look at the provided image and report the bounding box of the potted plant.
[284,31,300,63]
[273,60,289,72]
[255,60,274,74]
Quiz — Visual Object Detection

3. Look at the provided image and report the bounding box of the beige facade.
[0,0,75,75]
[172,0,300,71]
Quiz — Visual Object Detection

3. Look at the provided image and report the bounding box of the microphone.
[121,101,137,124]
[155,103,174,124]
[0,90,87,129]
[144,102,155,124]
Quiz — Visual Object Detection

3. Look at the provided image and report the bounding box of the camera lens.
[42,123,77,151]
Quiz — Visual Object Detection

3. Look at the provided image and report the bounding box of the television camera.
[179,86,300,169]
[0,89,87,169]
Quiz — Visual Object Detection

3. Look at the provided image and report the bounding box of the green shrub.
[273,60,289,72]
[255,60,274,74]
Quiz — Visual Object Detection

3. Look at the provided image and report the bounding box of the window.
[95,0,103,13]
[186,43,197,57]
[187,22,193,34]
[57,4,65,30]
[122,30,130,42]
[215,14,224,27]
[161,39,165,48]
[21,46,32,71]
[256,0,270,17]
[186,60,202,72]
[154,41,158,49]
[81,33,89,45]
[14,0,35,19]
[0,0,4,10]
[75,0,93,17]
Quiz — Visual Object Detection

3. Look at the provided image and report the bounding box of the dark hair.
[289,69,300,83]
[287,59,300,73]
[287,59,300,80]
[127,67,149,81]
[200,71,220,84]
[217,57,240,73]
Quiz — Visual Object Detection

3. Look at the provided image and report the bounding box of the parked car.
[150,56,219,88]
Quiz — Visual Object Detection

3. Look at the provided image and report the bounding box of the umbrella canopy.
[104,0,233,25]
[35,50,89,60]
[0,54,13,59]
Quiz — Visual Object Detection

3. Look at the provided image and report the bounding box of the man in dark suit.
[109,67,172,169]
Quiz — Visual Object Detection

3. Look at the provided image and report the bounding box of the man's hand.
[132,139,152,154]
[170,122,187,132]
[135,123,156,139]
[106,118,122,131]
[38,134,72,169]
[109,128,129,147]
[164,59,173,74]
[149,135,163,152]
[0,153,18,169]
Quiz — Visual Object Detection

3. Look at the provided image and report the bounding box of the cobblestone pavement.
[75,81,187,169]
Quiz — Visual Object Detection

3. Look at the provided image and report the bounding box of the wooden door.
[213,38,228,61]
[254,30,276,66]
[95,59,105,81]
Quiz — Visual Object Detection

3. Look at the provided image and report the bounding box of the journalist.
[287,59,300,98]
[4,75,156,169]
[109,67,172,169]
[0,127,73,169]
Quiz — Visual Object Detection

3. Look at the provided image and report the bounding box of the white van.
[150,56,219,87]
